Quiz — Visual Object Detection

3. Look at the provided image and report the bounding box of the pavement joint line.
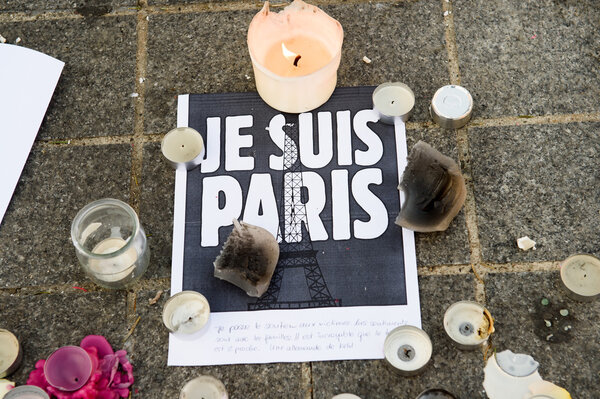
[301,362,313,399]
[468,112,600,128]
[38,135,134,147]
[0,0,419,22]
[37,112,600,147]
[129,3,149,215]
[0,263,560,296]
[442,0,461,85]
[145,0,411,15]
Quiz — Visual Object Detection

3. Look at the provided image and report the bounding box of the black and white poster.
[169,87,420,366]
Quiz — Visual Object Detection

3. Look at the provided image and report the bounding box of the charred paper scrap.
[396,141,466,232]
[214,220,279,297]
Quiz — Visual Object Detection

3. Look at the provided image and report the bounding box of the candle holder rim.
[372,81,416,99]
[415,387,457,399]
[43,345,93,392]
[70,198,140,259]
[430,85,473,118]
[247,0,343,83]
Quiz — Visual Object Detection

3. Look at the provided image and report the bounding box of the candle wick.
[293,55,301,67]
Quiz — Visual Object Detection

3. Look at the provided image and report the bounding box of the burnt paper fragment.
[214,220,280,297]
[396,141,466,232]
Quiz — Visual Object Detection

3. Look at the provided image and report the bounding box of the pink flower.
[26,335,134,399]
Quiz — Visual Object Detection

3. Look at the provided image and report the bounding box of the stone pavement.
[0,0,599,398]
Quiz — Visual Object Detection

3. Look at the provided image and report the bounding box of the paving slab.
[312,274,485,399]
[140,142,175,279]
[144,0,447,134]
[407,127,470,266]
[0,291,128,384]
[469,122,600,263]
[486,271,600,397]
[0,1,136,12]
[0,144,131,288]
[129,289,307,398]
[0,15,137,139]
[454,0,600,118]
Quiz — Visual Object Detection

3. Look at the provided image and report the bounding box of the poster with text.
[168,87,420,366]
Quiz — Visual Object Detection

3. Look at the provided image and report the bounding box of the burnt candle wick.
[293,54,301,67]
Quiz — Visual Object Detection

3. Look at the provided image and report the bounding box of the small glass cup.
[71,198,150,289]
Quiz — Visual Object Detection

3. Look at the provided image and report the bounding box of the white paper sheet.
[0,44,64,226]
[168,93,421,366]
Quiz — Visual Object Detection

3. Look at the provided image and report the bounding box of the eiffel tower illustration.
[248,120,341,310]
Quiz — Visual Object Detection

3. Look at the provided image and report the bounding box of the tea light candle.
[483,350,543,399]
[43,346,92,392]
[88,237,138,283]
[0,329,21,379]
[443,300,494,350]
[372,82,415,125]
[560,254,600,301]
[430,85,473,129]
[331,395,361,399]
[525,381,572,399]
[415,389,457,399]
[383,325,432,376]
[0,379,15,397]
[247,0,344,113]
[161,127,205,171]
[3,386,49,399]
[180,375,228,399]
[163,291,210,334]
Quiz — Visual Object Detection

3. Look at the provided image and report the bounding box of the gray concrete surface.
[1,0,599,398]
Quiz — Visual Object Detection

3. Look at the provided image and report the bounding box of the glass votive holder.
[71,198,150,289]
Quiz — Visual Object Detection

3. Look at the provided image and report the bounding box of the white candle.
[179,375,228,399]
[248,0,344,113]
[483,350,543,399]
[88,237,138,283]
[161,127,205,170]
[163,291,210,334]
[430,85,473,129]
[0,330,21,379]
[560,254,600,301]
[383,325,432,376]
[443,301,494,350]
[525,381,572,399]
[0,379,15,397]
[372,82,415,125]
[332,395,361,399]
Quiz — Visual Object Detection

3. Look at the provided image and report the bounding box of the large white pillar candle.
[248,0,343,113]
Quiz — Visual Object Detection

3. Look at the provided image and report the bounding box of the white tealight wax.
[0,329,21,379]
[383,325,432,376]
[372,82,415,125]
[560,254,600,301]
[163,291,210,334]
[180,375,228,399]
[0,379,15,396]
[443,301,494,350]
[88,237,138,283]
[332,394,362,399]
[161,127,205,170]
